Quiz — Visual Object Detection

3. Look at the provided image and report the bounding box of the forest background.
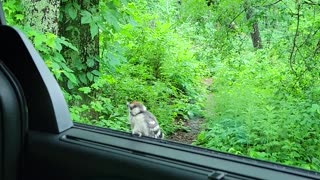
[2,0,320,172]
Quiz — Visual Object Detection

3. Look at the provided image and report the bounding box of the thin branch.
[297,28,320,50]
[312,40,320,58]
[289,3,301,75]
[265,0,283,7]
[303,0,320,6]
[295,28,320,72]
[252,0,283,8]
[229,9,246,25]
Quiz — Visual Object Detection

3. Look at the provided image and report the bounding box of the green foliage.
[3,0,80,86]
[4,0,320,172]
[2,0,24,25]
[196,41,320,171]
[47,0,208,135]
[66,1,208,134]
[189,0,320,172]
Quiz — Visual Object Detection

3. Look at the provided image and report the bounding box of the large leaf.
[81,10,92,24]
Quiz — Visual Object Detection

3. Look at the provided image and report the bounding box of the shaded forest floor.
[168,78,213,145]
[168,118,205,144]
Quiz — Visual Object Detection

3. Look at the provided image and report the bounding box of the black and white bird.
[127,101,164,139]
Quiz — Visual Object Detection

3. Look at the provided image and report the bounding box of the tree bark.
[251,22,263,49]
[59,0,100,89]
[244,1,263,49]
[23,0,60,34]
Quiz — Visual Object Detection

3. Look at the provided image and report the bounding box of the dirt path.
[167,78,213,145]
[168,118,205,145]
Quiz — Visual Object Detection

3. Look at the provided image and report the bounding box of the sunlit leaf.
[90,22,99,39]
[81,10,92,24]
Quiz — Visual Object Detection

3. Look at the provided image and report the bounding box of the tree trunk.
[251,22,262,49]
[23,0,60,34]
[59,0,100,89]
[244,1,263,49]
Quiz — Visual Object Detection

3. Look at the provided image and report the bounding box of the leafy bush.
[196,49,320,171]
[66,1,209,135]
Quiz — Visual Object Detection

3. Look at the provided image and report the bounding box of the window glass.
[3,0,320,172]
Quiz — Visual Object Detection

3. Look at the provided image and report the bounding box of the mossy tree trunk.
[22,0,100,103]
[59,0,100,90]
[23,0,60,34]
